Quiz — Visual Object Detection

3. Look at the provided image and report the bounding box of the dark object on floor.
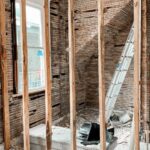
[79,123,115,146]
[110,114,120,121]
[79,123,100,145]
[107,126,114,135]
[79,123,100,141]
[107,127,114,143]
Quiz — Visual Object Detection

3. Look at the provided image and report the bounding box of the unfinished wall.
[74,0,133,111]
[0,0,69,143]
[0,0,137,144]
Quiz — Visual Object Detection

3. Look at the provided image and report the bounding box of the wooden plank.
[43,0,52,149]
[98,0,106,149]
[141,0,149,143]
[68,0,76,149]
[0,0,11,149]
[20,0,30,149]
[133,0,141,149]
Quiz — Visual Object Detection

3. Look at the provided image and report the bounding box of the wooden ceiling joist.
[0,0,11,149]
[43,0,52,149]
[98,0,106,149]
[68,0,77,149]
[133,0,141,149]
[20,0,30,149]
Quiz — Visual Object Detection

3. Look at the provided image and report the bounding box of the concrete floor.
[29,108,131,150]
[29,124,117,150]
[54,108,132,150]
[0,108,149,149]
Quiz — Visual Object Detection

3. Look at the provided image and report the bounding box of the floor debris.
[55,107,132,150]
[2,108,132,150]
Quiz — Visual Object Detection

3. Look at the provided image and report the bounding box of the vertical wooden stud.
[68,0,76,149]
[134,0,141,149]
[20,0,30,149]
[98,0,106,149]
[0,0,11,149]
[43,0,52,149]
[141,0,149,143]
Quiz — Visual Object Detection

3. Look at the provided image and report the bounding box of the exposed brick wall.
[74,0,133,111]
[0,0,136,144]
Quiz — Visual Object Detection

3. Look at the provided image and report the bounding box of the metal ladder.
[105,24,134,123]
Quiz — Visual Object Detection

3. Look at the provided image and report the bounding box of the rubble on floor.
[1,108,133,150]
[55,108,132,150]
[114,127,131,149]
[10,138,23,150]
[0,144,22,150]
[109,110,132,150]
[109,110,132,127]
[54,107,99,129]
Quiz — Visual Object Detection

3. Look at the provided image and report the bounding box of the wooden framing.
[98,0,106,149]
[0,0,11,149]
[20,0,30,149]
[133,0,141,149]
[43,0,52,149]
[68,0,77,149]
[141,0,149,143]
